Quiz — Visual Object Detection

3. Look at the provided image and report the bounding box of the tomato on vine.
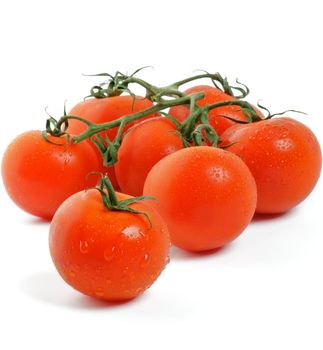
[49,176,170,301]
[1,131,100,219]
[115,116,184,196]
[68,95,156,188]
[220,117,322,213]
[68,95,156,140]
[143,146,257,251]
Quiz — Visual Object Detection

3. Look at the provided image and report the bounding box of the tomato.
[220,117,322,213]
[115,117,184,196]
[68,95,155,189]
[143,146,257,251]
[168,85,263,135]
[1,131,100,219]
[49,189,170,301]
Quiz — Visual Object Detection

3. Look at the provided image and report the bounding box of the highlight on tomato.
[143,146,257,252]
[49,176,170,301]
[1,131,101,220]
[220,117,322,214]
[169,85,263,135]
[115,116,184,196]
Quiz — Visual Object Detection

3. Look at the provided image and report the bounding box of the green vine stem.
[45,70,264,168]
[46,96,259,167]
[192,124,220,146]
[49,92,204,141]
[48,98,259,145]
[86,69,250,101]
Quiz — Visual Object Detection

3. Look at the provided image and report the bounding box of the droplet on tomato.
[135,287,144,294]
[79,240,89,254]
[140,253,150,267]
[104,246,116,262]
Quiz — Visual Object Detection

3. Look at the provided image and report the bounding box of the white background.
[0,1,322,349]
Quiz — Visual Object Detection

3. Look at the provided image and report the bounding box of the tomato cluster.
[1,70,321,302]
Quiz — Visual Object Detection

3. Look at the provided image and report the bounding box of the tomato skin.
[49,190,170,301]
[68,96,155,189]
[168,85,263,135]
[221,117,322,213]
[143,146,257,251]
[115,117,184,196]
[1,131,100,219]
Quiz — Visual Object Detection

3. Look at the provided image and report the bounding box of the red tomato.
[49,189,170,301]
[68,95,155,189]
[168,85,263,135]
[115,117,184,196]
[220,117,322,213]
[1,131,100,219]
[143,146,257,251]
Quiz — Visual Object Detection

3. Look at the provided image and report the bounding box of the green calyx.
[94,175,155,227]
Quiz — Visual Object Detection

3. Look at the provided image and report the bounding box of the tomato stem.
[86,69,249,101]
[46,98,258,164]
[44,70,260,170]
[71,93,205,143]
[95,175,155,226]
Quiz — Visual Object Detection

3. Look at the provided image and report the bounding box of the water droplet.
[135,287,143,295]
[140,253,150,267]
[79,240,89,254]
[104,246,116,261]
[69,270,76,278]
[63,156,70,166]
